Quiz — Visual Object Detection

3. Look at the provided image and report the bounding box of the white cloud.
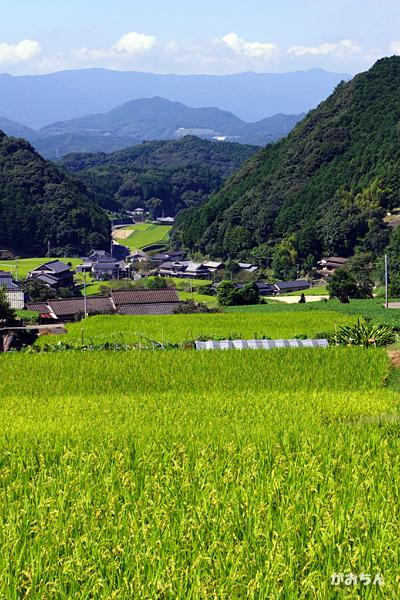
[219,33,280,60]
[113,32,157,54]
[0,39,41,64]
[288,39,361,57]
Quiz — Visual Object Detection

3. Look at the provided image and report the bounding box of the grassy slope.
[0,257,82,280]
[0,348,399,596]
[35,311,359,347]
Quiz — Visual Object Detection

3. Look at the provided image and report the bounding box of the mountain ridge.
[0,97,304,158]
[0,67,348,128]
[0,130,110,256]
[172,57,400,270]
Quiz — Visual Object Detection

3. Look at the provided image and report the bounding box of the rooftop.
[111,288,180,306]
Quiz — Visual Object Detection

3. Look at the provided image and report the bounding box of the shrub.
[330,321,396,347]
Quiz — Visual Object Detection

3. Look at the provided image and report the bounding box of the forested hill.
[0,132,110,256]
[173,57,400,266]
[60,136,259,217]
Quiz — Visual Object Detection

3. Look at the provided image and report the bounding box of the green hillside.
[0,131,110,256]
[60,136,258,218]
[173,57,400,265]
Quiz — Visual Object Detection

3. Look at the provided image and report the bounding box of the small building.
[155,217,175,225]
[27,297,114,321]
[77,251,130,281]
[238,263,259,273]
[110,288,180,315]
[152,251,186,265]
[0,270,25,309]
[203,261,224,273]
[317,257,348,277]
[273,280,312,294]
[28,260,75,289]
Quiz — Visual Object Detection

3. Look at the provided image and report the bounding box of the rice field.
[113,223,171,250]
[0,348,399,597]
[35,311,359,347]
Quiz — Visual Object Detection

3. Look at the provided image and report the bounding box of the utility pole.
[385,254,389,309]
[83,270,88,318]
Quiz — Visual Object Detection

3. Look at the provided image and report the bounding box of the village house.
[317,257,348,277]
[27,288,181,321]
[110,288,180,315]
[77,251,131,281]
[238,262,259,273]
[28,260,75,290]
[0,270,25,309]
[273,280,312,294]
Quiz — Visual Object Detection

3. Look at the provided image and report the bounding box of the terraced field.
[113,223,171,250]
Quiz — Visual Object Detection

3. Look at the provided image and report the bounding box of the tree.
[216,280,238,306]
[239,283,260,305]
[345,252,374,299]
[21,278,57,302]
[327,269,358,303]
[0,287,15,321]
[272,235,298,280]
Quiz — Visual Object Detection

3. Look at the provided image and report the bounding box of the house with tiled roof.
[0,270,25,309]
[27,287,181,321]
[28,260,75,289]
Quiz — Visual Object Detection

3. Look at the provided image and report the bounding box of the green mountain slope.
[173,58,400,264]
[0,131,110,256]
[60,136,258,217]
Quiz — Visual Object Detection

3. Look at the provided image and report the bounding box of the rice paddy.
[0,347,399,597]
[113,223,171,250]
[34,311,360,348]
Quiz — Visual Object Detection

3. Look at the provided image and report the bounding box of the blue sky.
[1,0,400,75]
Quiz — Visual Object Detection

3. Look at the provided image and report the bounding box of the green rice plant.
[0,348,398,597]
[34,311,359,349]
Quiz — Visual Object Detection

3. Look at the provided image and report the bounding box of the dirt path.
[112,229,132,240]
[388,350,400,368]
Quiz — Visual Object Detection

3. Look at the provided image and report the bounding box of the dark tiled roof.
[26,302,49,313]
[48,297,114,317]
[275,280,311,290]
[33,260,71,274]
[111,288,179,306]
[117,303,179,315]
[0,270,12,277]
[33,274,60,286]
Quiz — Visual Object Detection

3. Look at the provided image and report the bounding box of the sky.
[1,0,400,76]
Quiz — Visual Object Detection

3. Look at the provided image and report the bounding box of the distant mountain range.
[0,68,348,128]
[0,98,304,159]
